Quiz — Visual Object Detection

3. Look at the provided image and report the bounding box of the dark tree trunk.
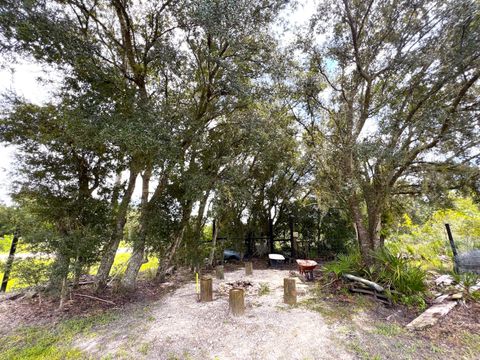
[289,217,296,259]
[0,232,19,292]
[268,217,274,254]
[208,219,218,266]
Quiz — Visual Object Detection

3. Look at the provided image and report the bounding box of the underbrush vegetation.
[387,197,480,272]
[323,248,427,308]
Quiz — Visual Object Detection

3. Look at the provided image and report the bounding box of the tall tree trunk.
[190,190,210,266]
[72,254,84,288]
[121,165,152,290]
[208,219,218,266]
[349,195,372,261]
[156,203,193,282]
[95,168,138,293]
[367,205,382,251]
[350,193,384,261]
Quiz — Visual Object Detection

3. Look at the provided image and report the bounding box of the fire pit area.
[217,280,260,296]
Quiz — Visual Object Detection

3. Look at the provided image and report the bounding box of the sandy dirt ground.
[77,268,353,360]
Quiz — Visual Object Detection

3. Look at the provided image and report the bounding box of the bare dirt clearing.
[77,268,352,360]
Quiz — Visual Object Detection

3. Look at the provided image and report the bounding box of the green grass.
[460,332,480,359]
[258,282,270,296]
[299,297,356,323]
[0,312,117,360]
[348,341,382,360]
[372,322,404,337]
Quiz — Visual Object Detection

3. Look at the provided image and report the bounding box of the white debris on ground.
[406,301,458,330]
[78,268,352,360]
[435,274,454,286]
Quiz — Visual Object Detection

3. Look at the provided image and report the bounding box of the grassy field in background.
[1,250,159,293]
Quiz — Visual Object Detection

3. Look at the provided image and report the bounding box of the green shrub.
[11,258,51,289]
[323,247,427,307]
[373,248,427,296]
[322,251,363,277]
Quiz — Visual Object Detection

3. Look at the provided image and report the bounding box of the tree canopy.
[0,0,479,292]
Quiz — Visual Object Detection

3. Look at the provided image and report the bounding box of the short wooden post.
[200,276,213,302]
[245,261,253,276]
[215,265,224,280]
[229,288,245,316]
[284,277,297,305]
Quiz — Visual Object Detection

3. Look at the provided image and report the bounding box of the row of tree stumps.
[198,261,297,316]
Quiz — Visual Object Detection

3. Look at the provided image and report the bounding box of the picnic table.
[268,253,285,268]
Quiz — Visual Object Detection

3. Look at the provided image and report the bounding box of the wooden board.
[406,301,457,330]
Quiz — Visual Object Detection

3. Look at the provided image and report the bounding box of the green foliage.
[0,257,52,292]
[0,236,11,253]
[10,258,51,289]
[372,249,427,296]
[0,0,478,290]
[387,197,480,272]
[324,248,427,307]
[317,208,356,255]
[323,252,363,277]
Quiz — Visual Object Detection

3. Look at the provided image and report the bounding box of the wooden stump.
[245,261,253,276]
[284,277,297,305]
[200,276,213,302]
[215,265,224,280]
[229,288,245,316]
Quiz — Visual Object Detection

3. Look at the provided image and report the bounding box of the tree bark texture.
[245,261,253,276]
[215,265,224,280]
[283,277,297,305]
[229,288,245,316]
[122,165,152,290]
[95,168,138,293]
[200,276,213,302]
[208,219,218,266]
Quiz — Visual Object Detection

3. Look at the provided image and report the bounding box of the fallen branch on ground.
[343,274,385,292]
[73,293,116,305]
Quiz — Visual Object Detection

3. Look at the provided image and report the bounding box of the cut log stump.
[245,262,253,276]
[284,277,297,305]
[216,266,224,280]
[200,276,213,302]
[229,288,245,316]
